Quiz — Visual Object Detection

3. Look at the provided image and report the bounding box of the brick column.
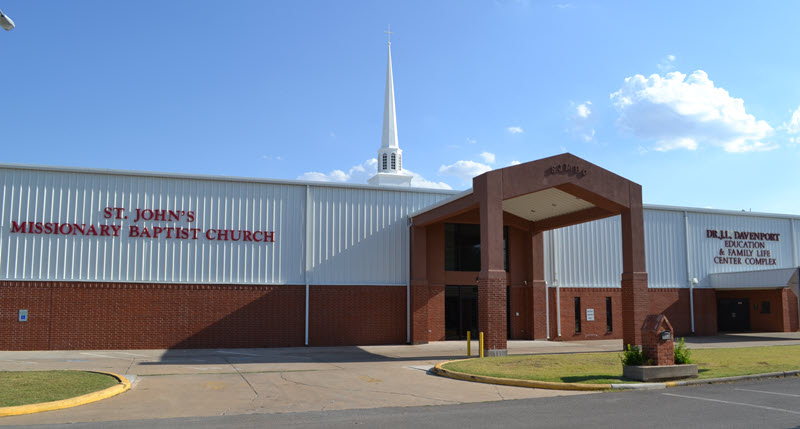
[410,225,429,344]
[530,230,548,339]
[475,171,507,356]
[478,270,508,355]
[621,183,648,349]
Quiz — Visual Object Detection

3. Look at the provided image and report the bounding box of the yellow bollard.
[479,332,484,358]
[466,331,471,357]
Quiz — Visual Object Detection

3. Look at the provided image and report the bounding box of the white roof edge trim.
[408,188,475,219]
[644,204,800,220]
[0,162,460,195]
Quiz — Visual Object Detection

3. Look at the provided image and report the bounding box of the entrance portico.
[410,153,649,355]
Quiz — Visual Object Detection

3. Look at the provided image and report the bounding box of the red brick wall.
[427,285,446,341]
[717,289,795,332]
[548,288,622,340]
[508,284,531,339]
[693,289,717,336]
[546,288,716,340]
[648,288,692,336]
[309,285,407,346]
[784,289,799,332]
[1,281,305,350]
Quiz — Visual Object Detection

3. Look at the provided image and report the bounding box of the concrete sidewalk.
[2,333,799,426]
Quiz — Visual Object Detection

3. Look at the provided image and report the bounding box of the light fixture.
[0,9,14,31]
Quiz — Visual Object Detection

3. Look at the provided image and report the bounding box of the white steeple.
[369,26,412,187]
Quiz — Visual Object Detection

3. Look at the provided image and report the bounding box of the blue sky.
[2,1,800,214]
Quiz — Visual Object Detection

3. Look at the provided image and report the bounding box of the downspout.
[683,211,695,334]
[545,280,550,340]
[552,231,562,338]
[792,220,799,320]
[406,216,412,344]
[304,185,311,346]
[791,219,797,267]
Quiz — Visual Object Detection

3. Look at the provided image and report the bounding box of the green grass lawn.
[0,371,120,407]
[442,345,800,385]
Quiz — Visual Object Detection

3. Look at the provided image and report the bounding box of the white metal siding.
[686,212,795,288]
[793,219,800,266]
[643,209,687,288]
[549,216,622,288]
[0,168,306,284]
[307,186,449,285]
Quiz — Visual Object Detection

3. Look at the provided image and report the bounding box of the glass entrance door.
[445,285,479,340]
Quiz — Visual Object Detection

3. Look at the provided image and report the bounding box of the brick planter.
[622,364,698,382]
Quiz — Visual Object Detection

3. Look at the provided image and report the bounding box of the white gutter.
[683,211,695,333]
[545,280,550,340]
[304,185,312,346]
[792,220,798,267]
[406,216,412,344]
[552,231,562,337]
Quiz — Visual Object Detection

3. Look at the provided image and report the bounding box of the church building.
[1,39,798,353]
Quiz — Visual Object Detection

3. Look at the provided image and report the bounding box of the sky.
[2,1,800,215]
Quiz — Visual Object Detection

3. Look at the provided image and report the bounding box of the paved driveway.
[2,333,799,426]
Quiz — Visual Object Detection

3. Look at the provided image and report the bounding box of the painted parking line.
[662,393,800,415]
[735,388,800,398]
[114,352,149,357]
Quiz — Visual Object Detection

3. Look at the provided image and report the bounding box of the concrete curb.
[434,360,800,392]
[433,360,612,391]
[0,371,131,418]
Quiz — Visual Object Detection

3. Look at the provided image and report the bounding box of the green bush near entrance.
[442,345,800,385]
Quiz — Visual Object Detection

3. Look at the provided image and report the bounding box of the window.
[382,154,387,170]
[398,155,402,170]
[761,301,771,314]
[606,297,613,332]
[574,297,582,333]
[444,223,509,272]
[391,153,396,169]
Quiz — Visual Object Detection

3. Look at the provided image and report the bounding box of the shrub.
[673,337,692,364]
[619,344,651,366]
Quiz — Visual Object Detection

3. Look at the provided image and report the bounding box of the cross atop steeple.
[384,25,393,45]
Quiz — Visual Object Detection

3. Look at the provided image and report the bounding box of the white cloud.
[262,155,283,161]
[438,160,492,183]
[784,106,800,134]
[507,126,524,134]
[407,171,452,189]
[657,54,676,73]
[479,152,496,164]
[298,158,451,190]
[466,138,477,145]
[569,100,595,142]
[509,160,521,166]
[576,101,592,118]
[610,70,775,153]
[297,159,376,183]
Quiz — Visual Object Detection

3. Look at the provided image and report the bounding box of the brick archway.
[410,153,647,355]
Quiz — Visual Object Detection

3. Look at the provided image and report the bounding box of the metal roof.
[0,162,460,196]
